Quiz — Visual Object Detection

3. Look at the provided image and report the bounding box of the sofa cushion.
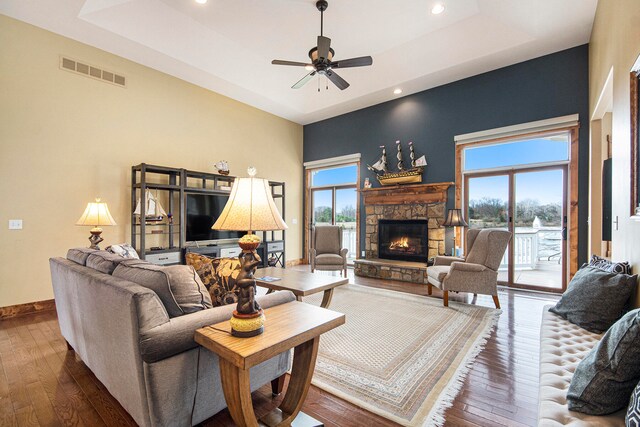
[315,253,344,266]
[568,308,640,415]
[113,260,212,317]
[549,266,636,333]
[66,247,97,265]
[185,253,241,307]
[427,266,449,283]
[538,306,625,425]
[627,382,640,426]
[86,250,128,274]
[589,254,632,275]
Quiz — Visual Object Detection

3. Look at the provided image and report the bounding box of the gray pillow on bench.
[568,308,640,415]
[549,266,636,333]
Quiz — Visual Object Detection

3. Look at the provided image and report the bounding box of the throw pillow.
[86,251,129,274]
[549,266,636,333]
[627,381,640,426]
[113,260,212,317]
[185,253,241,307]
[568,309,640,415]
[589,254,632,275]
[106,243,140,259]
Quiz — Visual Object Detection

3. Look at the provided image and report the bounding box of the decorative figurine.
[364,177,372,188]
[228,233,266,337]
[214,160,230,175]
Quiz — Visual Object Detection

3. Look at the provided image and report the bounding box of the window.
[306,162,359,263]
[463,133,570,172]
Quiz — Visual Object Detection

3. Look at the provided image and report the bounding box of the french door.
[464,165,567,291]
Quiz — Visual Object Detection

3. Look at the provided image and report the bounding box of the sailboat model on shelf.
[367,140,427,186]
[134,190,168,222]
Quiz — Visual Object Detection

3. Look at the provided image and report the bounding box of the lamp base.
[88,227,104,250]
[230,309,265,337]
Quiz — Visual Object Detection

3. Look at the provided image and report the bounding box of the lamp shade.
[76,198,117,227]
[212,173,287,232]
[442,208,468,227]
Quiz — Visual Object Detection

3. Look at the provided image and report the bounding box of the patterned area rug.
[303,284,501,427]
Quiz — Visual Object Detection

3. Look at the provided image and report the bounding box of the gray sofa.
[50,249,295,427]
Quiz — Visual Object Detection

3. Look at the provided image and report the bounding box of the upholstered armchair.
[310,225,348,277]
[427,228,512,308]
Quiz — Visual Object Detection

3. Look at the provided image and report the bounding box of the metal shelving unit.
[131,163,286,266]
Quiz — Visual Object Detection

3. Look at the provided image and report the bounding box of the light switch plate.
[9,219,22,230]
[292,218,298,224]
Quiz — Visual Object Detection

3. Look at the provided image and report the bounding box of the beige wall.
[0,15,303,307]
[589,0,640,304]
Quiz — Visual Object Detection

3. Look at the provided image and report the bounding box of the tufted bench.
[538,305,625,426]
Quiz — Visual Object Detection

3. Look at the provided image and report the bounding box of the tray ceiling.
[0,0,597,124]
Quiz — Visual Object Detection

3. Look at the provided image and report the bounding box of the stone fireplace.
[354,182,453,284]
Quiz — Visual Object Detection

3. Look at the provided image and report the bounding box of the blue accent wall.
[303,44,589,264]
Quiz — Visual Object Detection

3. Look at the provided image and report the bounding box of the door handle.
[562,227,567,241]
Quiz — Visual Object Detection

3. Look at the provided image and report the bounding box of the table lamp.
[76,198,117,250]
[212,167,288,337]
[442,208,468,257]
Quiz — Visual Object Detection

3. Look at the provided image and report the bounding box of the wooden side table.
[256,267,348,308]
[195,301,345,427]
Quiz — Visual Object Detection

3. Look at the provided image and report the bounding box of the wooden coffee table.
[195,301,345,427]
[256,267,348,308]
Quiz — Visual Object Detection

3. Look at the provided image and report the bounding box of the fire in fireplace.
[378,219,429,263]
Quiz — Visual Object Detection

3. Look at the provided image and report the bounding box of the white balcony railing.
[338,222,357,261]
[499,227,562,270]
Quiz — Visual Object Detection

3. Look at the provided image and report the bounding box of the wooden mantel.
[359,182,454,205]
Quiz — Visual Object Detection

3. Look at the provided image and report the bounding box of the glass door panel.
[311,189,333,226]
[514,169,565,289]
[336,188,357,262]
[467,174,510,282]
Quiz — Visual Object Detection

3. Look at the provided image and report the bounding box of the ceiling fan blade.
[272,60,313,67]
[317,35,331,61]
[332,56,373,68]
[326,70,349,90]
[292,71,316,89]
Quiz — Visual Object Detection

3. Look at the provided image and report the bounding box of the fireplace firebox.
[378,219,429,263]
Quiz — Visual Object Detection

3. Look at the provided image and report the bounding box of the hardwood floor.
[0,269,558,426]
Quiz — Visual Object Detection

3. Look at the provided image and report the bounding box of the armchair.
[310,225,348,277]
[427,228,511,308]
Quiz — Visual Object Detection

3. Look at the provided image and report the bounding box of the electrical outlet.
[8,219,22,230]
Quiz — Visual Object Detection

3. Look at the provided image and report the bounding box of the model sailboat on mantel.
[368,141,427,186]
[134,190,167,222]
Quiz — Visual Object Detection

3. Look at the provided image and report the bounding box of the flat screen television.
[186,193,244,242]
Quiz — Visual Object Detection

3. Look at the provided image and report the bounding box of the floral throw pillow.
[185,253,241,307]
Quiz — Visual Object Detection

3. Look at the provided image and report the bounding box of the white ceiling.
[0,0,597,125]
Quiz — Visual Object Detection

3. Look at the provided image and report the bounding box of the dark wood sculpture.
[235,250,262,315]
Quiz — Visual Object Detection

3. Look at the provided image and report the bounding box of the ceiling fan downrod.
[317,0,328,36]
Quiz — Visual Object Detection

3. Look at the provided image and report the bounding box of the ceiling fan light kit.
[271,0,373,91]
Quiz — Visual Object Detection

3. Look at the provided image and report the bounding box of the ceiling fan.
[272,0,373,91]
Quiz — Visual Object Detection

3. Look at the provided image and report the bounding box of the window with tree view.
[309,164,358,262]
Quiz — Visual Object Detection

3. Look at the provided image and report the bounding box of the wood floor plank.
[0,267,558,426]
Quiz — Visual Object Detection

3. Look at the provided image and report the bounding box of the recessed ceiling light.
[431,3,445,14]
[195,0,207,4]
[394,88,402,95]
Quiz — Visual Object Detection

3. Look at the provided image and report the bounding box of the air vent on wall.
[59,56,126,88]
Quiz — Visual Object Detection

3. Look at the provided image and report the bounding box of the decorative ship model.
[134,190,167,222]
[367,141,427,186]
[214,160,230,175]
